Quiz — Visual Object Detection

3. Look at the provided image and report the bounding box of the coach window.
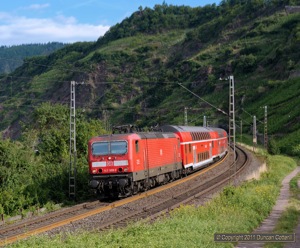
[135,140,139,153]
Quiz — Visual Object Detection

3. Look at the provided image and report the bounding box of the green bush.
[268,137,280,155]
[235,54,257,73]
[0,103,106,216]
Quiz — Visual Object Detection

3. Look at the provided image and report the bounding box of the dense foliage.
[0,103,106,216]
[96,0,296,45]
[0,43,66,74]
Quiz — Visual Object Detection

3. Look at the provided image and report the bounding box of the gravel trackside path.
[236,166,300,248]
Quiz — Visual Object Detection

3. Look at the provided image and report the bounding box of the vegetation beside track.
[265,170,300,248]
[10,153,297,248]
[0,103,106,218]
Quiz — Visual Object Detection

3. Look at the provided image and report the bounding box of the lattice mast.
[184,107,188,126]
[264,106,268,150]
[240,120,243,143]
[228,76,236,184]
[253,115,257,151]
[69,81,77,199]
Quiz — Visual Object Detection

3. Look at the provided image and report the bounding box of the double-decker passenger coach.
[160,125,228,172]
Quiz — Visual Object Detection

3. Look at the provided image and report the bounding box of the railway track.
[0,145,249,246]
[93,145,249,231]
[0,201,109,245]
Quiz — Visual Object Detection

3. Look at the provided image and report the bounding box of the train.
[88,125,228,198]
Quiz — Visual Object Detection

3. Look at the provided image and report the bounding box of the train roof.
[90,132,177,141]
[160,125,225,133]
[137,132,177,139]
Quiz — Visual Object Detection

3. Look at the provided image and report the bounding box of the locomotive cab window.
[135,140,139,153]
[111,141,127,155]
[92,142,109,155]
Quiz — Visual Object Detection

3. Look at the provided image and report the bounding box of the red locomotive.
[88,125,228,198]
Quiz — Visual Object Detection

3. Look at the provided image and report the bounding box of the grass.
[8,152,297,248]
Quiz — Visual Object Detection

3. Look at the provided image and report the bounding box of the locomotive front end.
[88,135,133,198]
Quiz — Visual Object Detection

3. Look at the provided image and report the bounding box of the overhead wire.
[241,108,264,124]
[1,57,255,130]
[177,83,228,116]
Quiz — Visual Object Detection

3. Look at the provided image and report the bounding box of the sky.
[0,1,220,46]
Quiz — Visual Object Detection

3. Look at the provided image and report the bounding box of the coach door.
[193,145,196,165]
[173,141,179,170]
[143,138,150,183]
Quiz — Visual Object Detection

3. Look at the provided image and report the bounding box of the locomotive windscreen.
[92,141,128,155]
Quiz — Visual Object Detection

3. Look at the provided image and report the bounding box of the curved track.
[89,145,249,232]
[0,145,249,246]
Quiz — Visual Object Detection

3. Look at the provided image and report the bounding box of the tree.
[268,137,280,155]
[236,54,258,73]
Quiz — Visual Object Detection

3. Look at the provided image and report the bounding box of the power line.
[1,77,255,123]
[0,94,200,113]
[2,73,212,86]
[177,83,228,116]
[241,108,264,124]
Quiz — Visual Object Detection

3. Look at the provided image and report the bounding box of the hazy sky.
[1,1,220,46]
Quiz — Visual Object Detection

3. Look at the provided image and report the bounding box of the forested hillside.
[0,0,299,216]
[0,42,66,74]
